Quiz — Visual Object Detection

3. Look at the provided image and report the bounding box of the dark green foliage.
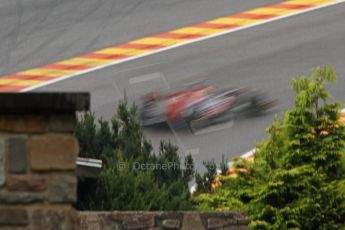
[219,155,228,176]
[193,66,345,229]
[195,159,217,193]
[75,100,194,210]
[183,153,195,184]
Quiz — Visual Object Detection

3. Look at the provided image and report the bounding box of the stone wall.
[79,211,250,230]
[0,93,89,230]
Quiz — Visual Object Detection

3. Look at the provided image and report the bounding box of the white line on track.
[21,0,345,92]
[193,119,234,135]
[129,72,163,84]
[185,148,200,156]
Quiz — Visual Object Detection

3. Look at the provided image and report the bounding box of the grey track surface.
[0,0,279,74]
[1,0,345,171]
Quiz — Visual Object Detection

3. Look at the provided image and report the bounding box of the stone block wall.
[79,211,250,230]
[0,93,89,230]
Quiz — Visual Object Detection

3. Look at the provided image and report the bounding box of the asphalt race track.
[1,0,344,172]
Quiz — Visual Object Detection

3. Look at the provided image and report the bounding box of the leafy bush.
[193,66,345,229]
[75,99,194,210]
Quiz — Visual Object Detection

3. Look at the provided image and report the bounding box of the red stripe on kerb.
[42,64,91,71]
[0,85,26,92]
[81,53,129,60]
[193,23,239,29]
[269,3,313,9]
[231,13,277,20]
[5,74,56,81]
[154,32,204,39]
[117,43,165,50]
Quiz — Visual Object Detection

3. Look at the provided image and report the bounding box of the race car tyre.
[250,95,277,115]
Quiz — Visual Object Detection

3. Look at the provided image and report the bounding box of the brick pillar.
[0,93,89,230]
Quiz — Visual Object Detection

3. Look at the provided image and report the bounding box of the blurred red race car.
[139,82,276,132]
